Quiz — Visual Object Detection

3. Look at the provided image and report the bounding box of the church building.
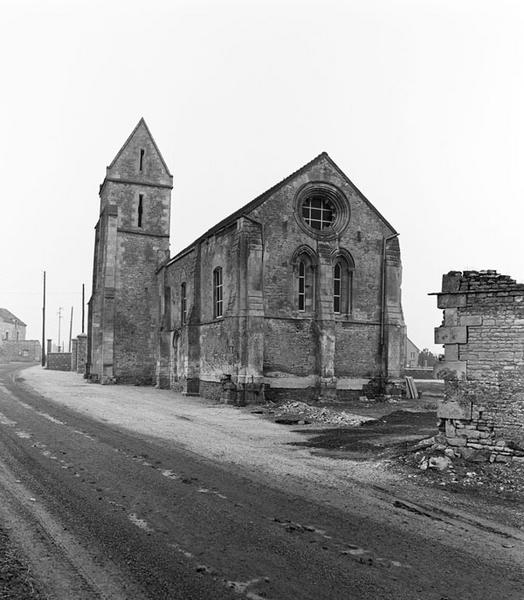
[88,119,406,402]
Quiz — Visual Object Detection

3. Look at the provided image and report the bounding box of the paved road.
[0,363,522,599]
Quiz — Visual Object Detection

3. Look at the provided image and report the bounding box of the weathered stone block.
[466,442,484,449]
[447,436,466,447]
[444,308,458,326]
[494,455,512,463]
[464,429,481,439]
[442,272,463,293]
[435,326,467,344]
[459,315,482,327]
[444,420,456,437]
[444,344,459,361]
[437,294,467,309]
[437,400,472,420]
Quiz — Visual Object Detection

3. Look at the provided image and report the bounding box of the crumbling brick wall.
[434,270,524,463]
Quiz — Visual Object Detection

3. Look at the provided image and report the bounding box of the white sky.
[1,0,523,354]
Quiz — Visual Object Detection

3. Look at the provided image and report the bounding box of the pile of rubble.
[398,436,524,501]
[272,401,375,427]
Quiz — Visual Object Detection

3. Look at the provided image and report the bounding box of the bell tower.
[88,118,173,384]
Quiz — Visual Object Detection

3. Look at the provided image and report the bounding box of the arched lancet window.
[292,246,317,313]
[332,252,354,315]
[213,267,223,318]
[298,260,306,311]
[181,282,187,324]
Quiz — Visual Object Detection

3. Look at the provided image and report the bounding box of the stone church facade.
[88,120,406,401]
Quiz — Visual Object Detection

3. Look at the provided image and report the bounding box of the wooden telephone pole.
[81,283,85,334]
[68,306,74,353]
[57,307,63,352]
[41,271,46,366]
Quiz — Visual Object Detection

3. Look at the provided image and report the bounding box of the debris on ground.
[270,401,377,427]
[395,438,524,504]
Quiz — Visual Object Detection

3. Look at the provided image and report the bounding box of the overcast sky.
[2,0,523,354]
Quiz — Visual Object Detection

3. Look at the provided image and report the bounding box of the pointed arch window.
[292,246,317,313]
[181,282,187,324]
[213,267,223,318]
[332,252,355,315]
[298,261,306,311]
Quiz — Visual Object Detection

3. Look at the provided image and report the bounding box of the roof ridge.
[164,152,329,266]
[163,151,397,268]
[321,154,397,235]
[0,308,26,326]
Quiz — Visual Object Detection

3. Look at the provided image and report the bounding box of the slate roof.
[0,309,26,326]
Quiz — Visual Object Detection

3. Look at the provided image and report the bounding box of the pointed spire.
[107,118,172,178]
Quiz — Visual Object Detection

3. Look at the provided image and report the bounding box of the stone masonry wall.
[248,155,402,392]
[0,321,26,343]
[157,153,405,402]
[434,270,524,463]
[47,352,72,371]
[0,340,41,363]
[89,119,172,385]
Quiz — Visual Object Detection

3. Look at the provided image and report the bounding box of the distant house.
[0,309,40,363]
[405,337,420,368]
[0,309,26,343]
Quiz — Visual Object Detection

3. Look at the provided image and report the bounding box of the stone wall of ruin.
[434,270,524,463]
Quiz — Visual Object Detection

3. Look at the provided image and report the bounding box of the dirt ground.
[257,387,524,530]
[17,367,524,532]
[2,365,523,599]
[0,528,46,600]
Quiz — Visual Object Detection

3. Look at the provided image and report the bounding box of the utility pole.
[57,307,63,352]
[68,306,74,353]
[81,283,85,334]
[41,271,46,366]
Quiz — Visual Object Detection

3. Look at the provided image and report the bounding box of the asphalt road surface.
[0,362,522,599]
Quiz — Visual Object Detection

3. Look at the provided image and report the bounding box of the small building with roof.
[405,337,420,368]
[0,309,40,363]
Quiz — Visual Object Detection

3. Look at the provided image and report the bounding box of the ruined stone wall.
[434,270,524,462]
[0,340,41,363]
